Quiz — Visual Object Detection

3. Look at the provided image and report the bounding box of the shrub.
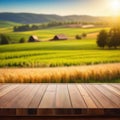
[82,33,87,38]
[19,38,26,43]
[0,34,10,45]
[75,35,82,40]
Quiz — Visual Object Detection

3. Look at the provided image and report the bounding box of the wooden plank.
[18,84,40,108]
[4,85,36,108]
[82,84,103,108]
[111,84,120,91]
[28,84,48,108]
[0,84,19,98]
[94,85,120,107]
[0,83,120,110]
[76,84,97,108]
[0,84,27,107]
[55,84,71,108]
[68,84,87,108]
[102,84,120,97]
[85,84,118,108]
[39,84,56,108]
[0,84,10,90]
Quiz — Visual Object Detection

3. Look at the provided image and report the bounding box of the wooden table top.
[0,83,120,116]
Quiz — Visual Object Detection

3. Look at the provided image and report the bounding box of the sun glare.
[110,0,120,15]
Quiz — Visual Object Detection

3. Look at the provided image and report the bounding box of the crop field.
[0,26,120,83]
[0,38,120,67]
[0,63,120,83]
[0,27,117,68]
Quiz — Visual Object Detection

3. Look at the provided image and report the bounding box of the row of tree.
[13,21,84,32]
[97,27,120,49]
[13,21,107,32]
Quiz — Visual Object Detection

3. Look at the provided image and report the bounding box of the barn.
[52,34,68,40]
[28,35,40,42]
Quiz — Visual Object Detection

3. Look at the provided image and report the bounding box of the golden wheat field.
[0,63,120,83]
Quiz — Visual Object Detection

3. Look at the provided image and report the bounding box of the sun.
[110,0,120,13]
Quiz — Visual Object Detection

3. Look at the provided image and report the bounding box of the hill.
[0,20,21,28]
[0,12,107,24]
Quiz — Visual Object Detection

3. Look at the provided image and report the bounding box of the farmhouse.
[28,35,40,42]
[52,34,68,40]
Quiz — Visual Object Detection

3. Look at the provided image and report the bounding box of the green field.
[0,27,109,43]
[0,38,120,67]
[0,26,120,67]
[0,20,21,28]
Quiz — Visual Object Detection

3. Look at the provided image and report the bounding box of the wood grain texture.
[0,84,120,109]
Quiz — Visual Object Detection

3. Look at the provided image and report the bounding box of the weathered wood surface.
[0,83,120,117]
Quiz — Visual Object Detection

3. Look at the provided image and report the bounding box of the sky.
[0,0,120,16]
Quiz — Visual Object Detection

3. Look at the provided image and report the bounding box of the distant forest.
[13,21,107,32]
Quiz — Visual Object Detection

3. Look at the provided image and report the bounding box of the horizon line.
[0,12,116,17]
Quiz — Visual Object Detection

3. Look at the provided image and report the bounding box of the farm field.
[0,26,119,68]
[0,38,120,67]
[0,27,109,42]
[0,63,120,83]
[0,27,120,83]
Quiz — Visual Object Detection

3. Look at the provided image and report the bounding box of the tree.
[97,30,108,48]
[14,24,30,32]
[97,27,120,49]
[0,34,10,45]
[107,37,113,49]
[108,28,120,48]
[75,35,82,40]
[82,33,87,38]
[19,38,26,43]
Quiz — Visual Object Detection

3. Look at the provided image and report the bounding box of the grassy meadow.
[0,20,21,28]
[0,27,109,42]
